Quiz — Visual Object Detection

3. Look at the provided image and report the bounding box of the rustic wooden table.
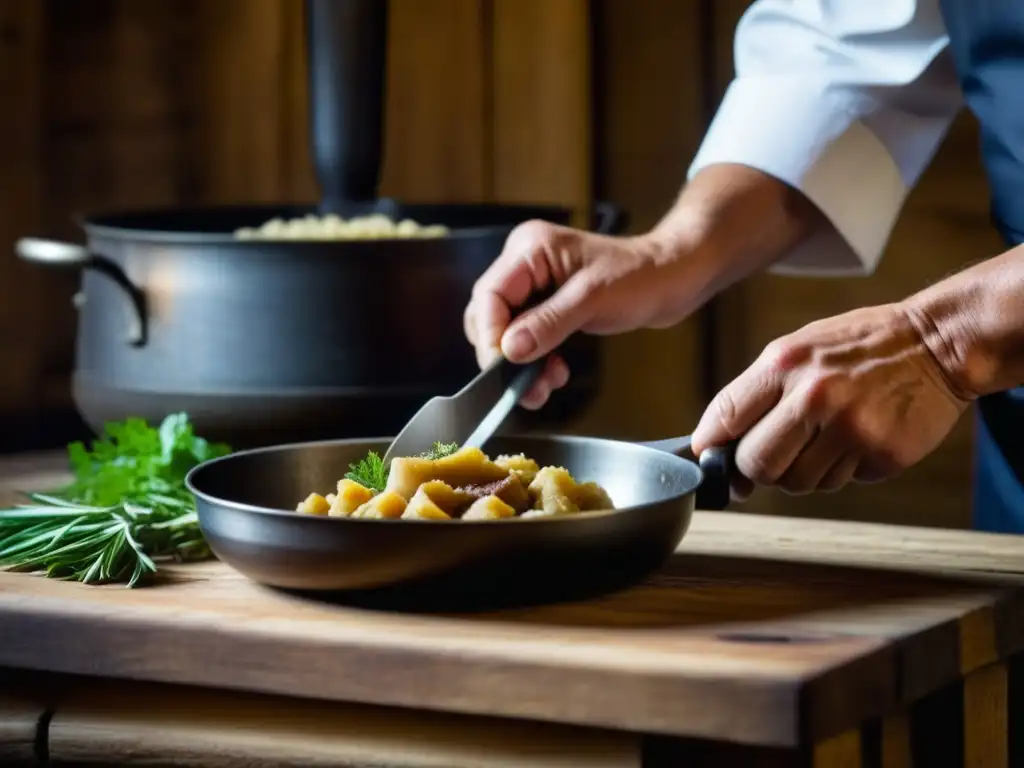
[1,451,1023,767]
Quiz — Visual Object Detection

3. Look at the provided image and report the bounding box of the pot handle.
[592,202,628,235]
[638,435,738,511]
[16,237,148,347]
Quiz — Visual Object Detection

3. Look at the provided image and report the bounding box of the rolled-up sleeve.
[688,0,963,276]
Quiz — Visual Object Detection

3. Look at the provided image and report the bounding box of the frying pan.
[186,434,735,610]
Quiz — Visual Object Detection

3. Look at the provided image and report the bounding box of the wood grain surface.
[3,453,1024,751]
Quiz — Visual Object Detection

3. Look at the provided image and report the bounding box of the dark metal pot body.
[19,202,621,446]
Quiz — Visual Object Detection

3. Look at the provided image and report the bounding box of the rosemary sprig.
[0,413,230,587]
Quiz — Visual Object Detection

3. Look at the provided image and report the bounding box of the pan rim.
[185,434,703,527]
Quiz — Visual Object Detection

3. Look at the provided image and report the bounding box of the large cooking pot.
[16,202,620,447]
[14,0,623,447]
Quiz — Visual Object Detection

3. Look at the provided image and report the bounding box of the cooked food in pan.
[295,444,615,522]
[234,213,449,241]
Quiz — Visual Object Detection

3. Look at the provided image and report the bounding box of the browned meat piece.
[455,474,531,513]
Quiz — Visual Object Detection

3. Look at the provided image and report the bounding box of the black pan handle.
[307,0,388,211]
[16,237,148,347]
[591,202,628,235]
[638,435,738,511]
[696,442,737,511]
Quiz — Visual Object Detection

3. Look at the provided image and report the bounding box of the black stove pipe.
[306,0,389,211]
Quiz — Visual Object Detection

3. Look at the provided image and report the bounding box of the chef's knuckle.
[797,371,843,416]
[711,390,741,434]
[569,268,606,302]
[510,219,561,251]
[760,337,801,374]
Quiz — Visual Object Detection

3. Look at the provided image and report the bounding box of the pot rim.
[76,202,576,246]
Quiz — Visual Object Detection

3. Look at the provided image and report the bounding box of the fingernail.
[480,344,502,367]
[502,328,536,360]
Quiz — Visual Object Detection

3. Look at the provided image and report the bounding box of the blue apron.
[940,1,1024,532]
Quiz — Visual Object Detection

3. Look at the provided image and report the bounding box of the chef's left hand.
[691,303,973,498]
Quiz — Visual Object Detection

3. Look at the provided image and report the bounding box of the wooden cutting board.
[2,450,1024,750]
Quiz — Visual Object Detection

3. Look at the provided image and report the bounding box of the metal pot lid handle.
[16,237,148,347]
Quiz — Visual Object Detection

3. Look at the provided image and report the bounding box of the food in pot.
[234,213,449,241]
[295,445,615,521]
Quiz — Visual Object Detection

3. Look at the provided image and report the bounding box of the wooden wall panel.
[41,0,201,386]
[380,0,488,203]
[490,0,591,220]
[193,0,293,204]
[0,0,44,413]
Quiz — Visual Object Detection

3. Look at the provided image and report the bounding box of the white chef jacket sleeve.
[688,0,964,276]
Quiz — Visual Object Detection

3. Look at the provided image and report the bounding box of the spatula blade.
[381,357,544,464]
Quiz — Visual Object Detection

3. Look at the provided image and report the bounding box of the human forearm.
[901,244,1024,399]
[637,163,825,322]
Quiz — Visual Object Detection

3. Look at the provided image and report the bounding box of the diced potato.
[418,480,475,512]
[462,495,516,521]
[329,479,375,517]
[401,480,479,520]
[385,446,508,500]
[296,492,330,516]
[528,467,580,517]
[402,487,452,521]
[402,506,450,520]
[495,453,540,486]
[351,490,408,519]
[432,447,509,482]
[573,481,615,511]
[384,457,434,500]
[520,508,556,519]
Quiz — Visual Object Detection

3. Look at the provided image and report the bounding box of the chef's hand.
[463,220,680,409]
[463,164,830,410]
[691,303,973,498]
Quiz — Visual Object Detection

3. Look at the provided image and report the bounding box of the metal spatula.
[381,357,546,465]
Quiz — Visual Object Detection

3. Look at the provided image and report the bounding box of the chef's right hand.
[463,219,682,409]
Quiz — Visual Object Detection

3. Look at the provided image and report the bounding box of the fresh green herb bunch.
[0,413,231,587]
[345,441,459,492]
[57,412,231,508]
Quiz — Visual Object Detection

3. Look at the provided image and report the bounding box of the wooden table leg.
[811,729,862,767]
[963,662,1008,767]
[0,688,45,767]
[879,711,912,768]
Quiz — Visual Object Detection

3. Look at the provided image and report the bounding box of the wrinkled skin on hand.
[463,220,679,409]
[691,304,973,498]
